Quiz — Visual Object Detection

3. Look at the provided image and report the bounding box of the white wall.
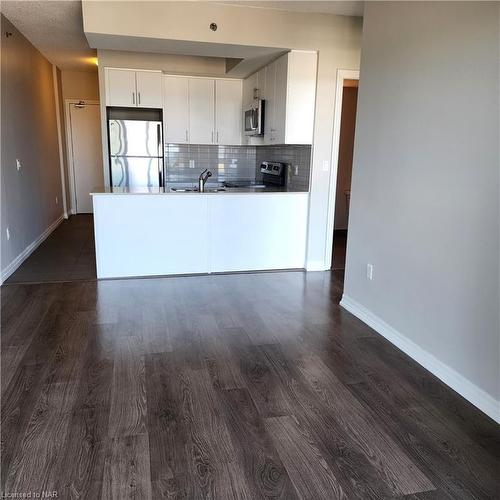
[61,69,100,100]
[1,15,64,281]
[83,1,363,270]
[344,2,499,419]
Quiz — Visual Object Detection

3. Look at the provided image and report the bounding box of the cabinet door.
[135,71,162,108]
[273,54,288,144]
[215,80,242,145]
[264,62,276,144]
[163,76,189,143]
[285,51,317,144]
[106,68,137,107]
[257,66,267,99]
[243,72,257,107]
[189,79,215,144]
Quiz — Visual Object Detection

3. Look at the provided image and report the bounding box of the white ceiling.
[1,0,97,72]
[1,1,363,72]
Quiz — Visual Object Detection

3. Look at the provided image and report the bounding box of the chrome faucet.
[198,169,212,192]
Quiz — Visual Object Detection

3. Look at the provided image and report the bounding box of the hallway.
[5,215,96,284]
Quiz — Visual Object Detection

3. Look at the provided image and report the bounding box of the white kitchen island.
[91,187,309,279]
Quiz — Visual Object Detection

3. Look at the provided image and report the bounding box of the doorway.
[332,80,358,269]
[326,70,360,274]
[65,100,103,213]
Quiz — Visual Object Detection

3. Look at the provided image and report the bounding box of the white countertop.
[90,186,309,195]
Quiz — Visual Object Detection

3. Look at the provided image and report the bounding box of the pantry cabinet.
[105,68,162,108]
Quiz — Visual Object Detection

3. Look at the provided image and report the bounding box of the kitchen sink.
[170,187,226,193]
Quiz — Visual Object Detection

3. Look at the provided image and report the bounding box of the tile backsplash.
[165,144,256,184]
[256,145,311,192]
[165,144,311,190]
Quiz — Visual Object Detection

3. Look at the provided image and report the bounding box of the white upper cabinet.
[264,61,277,144]
[135,71,162,108]
[273,55,288,145]
[106,69,137,107]
[285,51,317,144]
[162,77,242,145]
[105,68,162,108]
[188,78,215,145]
[163,76,189,144]
[215,80,242,145]
[248,51,317,145]
[242,71,258,107]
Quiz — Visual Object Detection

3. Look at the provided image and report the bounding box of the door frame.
[324,69,360,269]
[64,99,100,214]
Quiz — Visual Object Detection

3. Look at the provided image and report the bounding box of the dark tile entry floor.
[1,271,498,499]
[5,215,96,284]
[332,230,347,270]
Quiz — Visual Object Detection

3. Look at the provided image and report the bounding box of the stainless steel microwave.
[244,100,265,136]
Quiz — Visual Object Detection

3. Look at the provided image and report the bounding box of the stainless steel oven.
[244,99,265,136]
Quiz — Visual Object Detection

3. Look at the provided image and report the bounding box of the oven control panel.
[260,161,284,176]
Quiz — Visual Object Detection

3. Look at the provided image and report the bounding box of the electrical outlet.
[294,165,299,176]
[6,227,10,240]
[322,160,329,172]
[16,159,21,171]
[366,263,374,281]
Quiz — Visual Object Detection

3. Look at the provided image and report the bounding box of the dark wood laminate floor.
[5,215,96,284]
[1,271,499,499]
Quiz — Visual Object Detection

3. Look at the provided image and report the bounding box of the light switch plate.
[366,263,374,280]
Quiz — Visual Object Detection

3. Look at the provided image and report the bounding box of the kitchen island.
[91,187,309,279]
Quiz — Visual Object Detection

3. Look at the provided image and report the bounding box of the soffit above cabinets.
[85,32,288,79]
[81,0,357,78]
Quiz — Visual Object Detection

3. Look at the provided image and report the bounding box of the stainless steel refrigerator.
[108,117,163,188]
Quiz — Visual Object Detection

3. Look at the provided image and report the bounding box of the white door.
[163,76,189,143]
[136,71,162,108]
[215,80,242,145]
[264,61,276,144]
[106,69,137,107]
[69,103,103,213]
[188,78,215,144]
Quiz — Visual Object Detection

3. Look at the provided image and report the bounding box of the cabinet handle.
[185,130,188,142]
[138,92,141,105]
[132,92,135,105]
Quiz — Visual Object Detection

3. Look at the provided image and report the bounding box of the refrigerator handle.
[159,163,163,189]
[157,123,164,188]
[157,124,162,156]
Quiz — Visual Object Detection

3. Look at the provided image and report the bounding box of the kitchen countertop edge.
[90,187,310,195]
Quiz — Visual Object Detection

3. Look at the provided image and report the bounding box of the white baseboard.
[340,294,500,424]
[0,215,64,285]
